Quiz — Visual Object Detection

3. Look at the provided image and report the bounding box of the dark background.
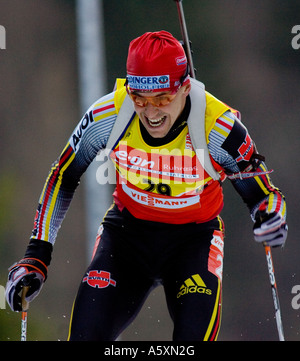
[0,0,299,341]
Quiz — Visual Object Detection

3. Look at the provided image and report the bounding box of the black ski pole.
[174,0,196,79]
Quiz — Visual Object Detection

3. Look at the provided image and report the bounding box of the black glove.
[253,202,288,248]
[5,240,52,311]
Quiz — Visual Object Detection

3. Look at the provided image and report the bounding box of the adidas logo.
[177,274,212,298]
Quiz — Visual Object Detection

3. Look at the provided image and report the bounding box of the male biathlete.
[6,31,287,341]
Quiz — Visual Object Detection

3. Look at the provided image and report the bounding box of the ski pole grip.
[21,286,30,312]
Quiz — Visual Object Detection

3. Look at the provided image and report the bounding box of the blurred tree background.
[0,0,299,341]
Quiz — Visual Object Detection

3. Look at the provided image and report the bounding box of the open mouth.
[145,115,167,128]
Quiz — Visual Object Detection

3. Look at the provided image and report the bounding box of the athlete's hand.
[253,202,288,248]
[5,258,47,312]
[6,239,52,311]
